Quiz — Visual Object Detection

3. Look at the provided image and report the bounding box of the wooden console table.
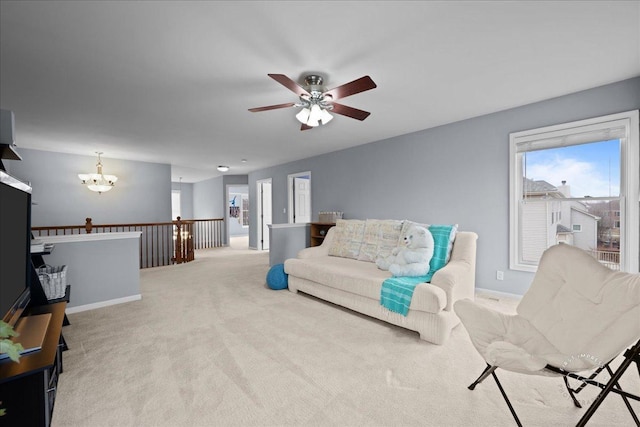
[0,302,67,427]
[310,222,335,247]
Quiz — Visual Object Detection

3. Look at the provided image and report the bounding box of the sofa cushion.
[328,219,366,259]
[357,219,403,262]
[285,256,447,314]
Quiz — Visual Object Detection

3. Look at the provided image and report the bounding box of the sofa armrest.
[430,231,478,311]
[296,226,335,258]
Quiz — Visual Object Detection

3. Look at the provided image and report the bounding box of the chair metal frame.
[467,338,640,426]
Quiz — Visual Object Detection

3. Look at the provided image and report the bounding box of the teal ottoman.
[266,263,288,290]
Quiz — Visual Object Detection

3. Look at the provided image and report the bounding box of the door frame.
[256,178,272,251]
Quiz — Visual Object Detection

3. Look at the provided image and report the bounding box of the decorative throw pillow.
[357,219,403,262]
[328,219,366,259]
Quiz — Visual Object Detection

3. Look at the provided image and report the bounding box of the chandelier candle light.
[78,152,118,194]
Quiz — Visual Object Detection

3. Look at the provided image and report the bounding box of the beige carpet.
[52,246,638,426]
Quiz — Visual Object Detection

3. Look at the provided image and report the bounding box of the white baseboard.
[65,294,142,314]
[475,287,523,300]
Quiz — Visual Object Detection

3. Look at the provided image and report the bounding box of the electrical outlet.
[496,270,504,281]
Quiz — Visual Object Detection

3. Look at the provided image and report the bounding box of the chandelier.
[78,152,118,193]
[294,75,333,127]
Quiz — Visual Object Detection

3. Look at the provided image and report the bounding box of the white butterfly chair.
[454,243,640,426]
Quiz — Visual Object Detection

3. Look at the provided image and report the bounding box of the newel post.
[85,218,93,234]
[185,222,194,262]
[173,216,183,264]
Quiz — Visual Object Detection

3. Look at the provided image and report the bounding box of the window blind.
[514,119,628,153]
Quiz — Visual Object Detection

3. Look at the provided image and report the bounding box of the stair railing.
[32,217,225,268]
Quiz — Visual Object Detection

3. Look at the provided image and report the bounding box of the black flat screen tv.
[0,170,32,327]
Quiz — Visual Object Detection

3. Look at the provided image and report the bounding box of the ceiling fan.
[248,74,377,131]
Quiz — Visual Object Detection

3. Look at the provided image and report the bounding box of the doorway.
[288,171,311,224]
[256,178,272,250]
[226,184,249,249]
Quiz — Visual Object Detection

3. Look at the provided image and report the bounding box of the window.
[242,196,249,227]
[229,193,249,228]
[171,190,181,220]
[510,110,639,273]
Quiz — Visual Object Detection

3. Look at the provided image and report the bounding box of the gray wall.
[6,149,172,226]
[268,224,309,266]
[192,175,249,219]
[5,149,250,244]
[40,235,141,309]
[193,176,223,219]
[249,77,640,296]
[192,174,249,244]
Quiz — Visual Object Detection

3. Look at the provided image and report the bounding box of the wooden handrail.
[31,218,217,232]
[32,217,225,268]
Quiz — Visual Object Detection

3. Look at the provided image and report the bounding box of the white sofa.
[284,219,478,345]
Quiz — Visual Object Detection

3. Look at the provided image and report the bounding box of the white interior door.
[293,177,311,223]
[260,180,272,250]
[288,172,311,224]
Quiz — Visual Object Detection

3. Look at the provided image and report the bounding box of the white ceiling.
[1,1,638,183]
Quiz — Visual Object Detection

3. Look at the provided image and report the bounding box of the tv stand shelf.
[0,302,66,427]
[31,247,72,331]
[310,222,335,247]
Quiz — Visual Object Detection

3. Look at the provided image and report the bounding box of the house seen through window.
[510,110,639,273]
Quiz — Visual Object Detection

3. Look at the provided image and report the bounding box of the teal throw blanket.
[379,223,456,316]
[380,272,434,316]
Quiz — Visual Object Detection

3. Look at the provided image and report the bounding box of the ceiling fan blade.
[300,123,313,131]
[323,76,377,100]
[330,102,371,121]
[268,74,310,97]
[248,102,296,112]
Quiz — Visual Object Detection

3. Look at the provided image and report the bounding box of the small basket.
[318,211,344,223]
[37,265,68,300]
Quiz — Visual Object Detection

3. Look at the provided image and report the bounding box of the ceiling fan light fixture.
[295,107,311,124]
[308,104,323,126]
[249,73,376,131]
[319,108,333,125]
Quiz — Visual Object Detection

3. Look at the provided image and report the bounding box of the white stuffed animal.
[376,225,434,277]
